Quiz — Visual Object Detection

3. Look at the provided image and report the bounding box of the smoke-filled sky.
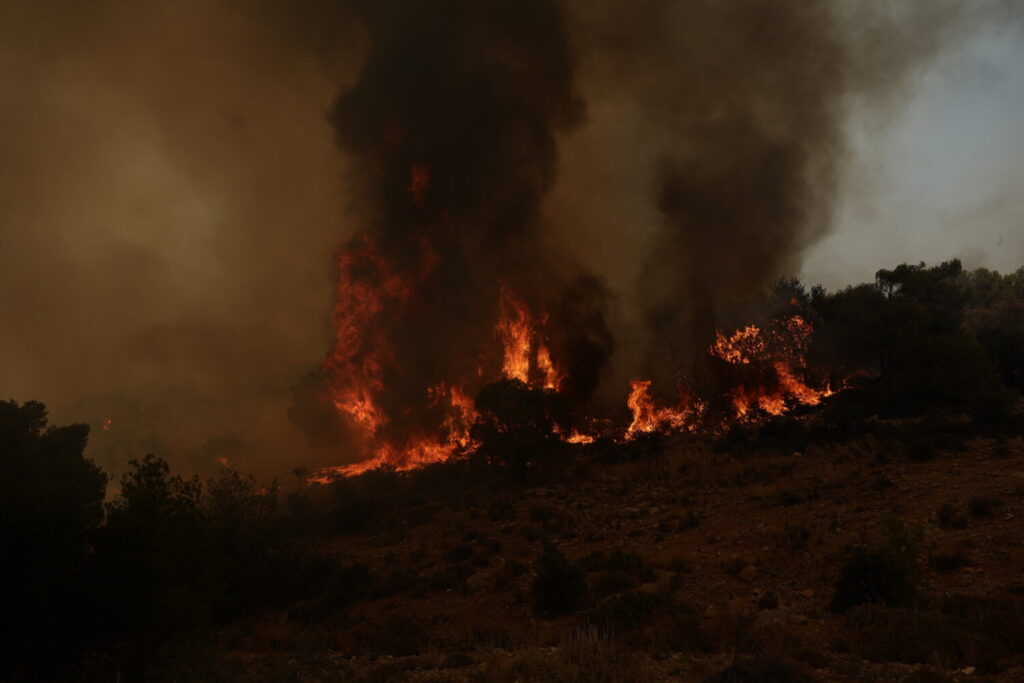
[1,1,1021,478]
[802,23,1024,287]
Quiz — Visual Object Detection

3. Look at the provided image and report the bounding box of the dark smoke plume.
[552,0,1008,394]
[301,0,615,453]
[1,0,1012,473]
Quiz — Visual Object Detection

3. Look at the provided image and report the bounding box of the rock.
[739,565,759,582]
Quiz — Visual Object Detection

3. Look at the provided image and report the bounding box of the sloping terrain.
[205,428,1024,682]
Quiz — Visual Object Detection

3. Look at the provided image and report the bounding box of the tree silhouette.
[0,400,107,677]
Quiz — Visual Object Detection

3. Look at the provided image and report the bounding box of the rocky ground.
[203,430,1024,682]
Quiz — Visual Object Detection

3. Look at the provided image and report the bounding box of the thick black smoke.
[1,0,1011,473]
[554,0,1007,394]
[293,0,1014,454]
[304,0,615,451]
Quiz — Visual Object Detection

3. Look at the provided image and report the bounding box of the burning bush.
[471,379,575,476]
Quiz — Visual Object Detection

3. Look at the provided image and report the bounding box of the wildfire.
[711,325,764,364]
[625,379,698,439]
[565,431,595,444]
[712,315,829,420]
[496,285,564,391]
[310,163,838,482]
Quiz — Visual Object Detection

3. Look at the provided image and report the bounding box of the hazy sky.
[802,23,1024,289]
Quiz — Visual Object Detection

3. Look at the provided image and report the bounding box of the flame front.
[625,379,698,439]
[312,167,840,482]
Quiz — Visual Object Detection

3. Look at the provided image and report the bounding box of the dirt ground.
[209,431,1024,682]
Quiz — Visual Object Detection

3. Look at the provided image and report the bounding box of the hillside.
[204,424,1024,682]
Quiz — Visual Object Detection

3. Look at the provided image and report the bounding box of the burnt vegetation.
[3,261,1024,680]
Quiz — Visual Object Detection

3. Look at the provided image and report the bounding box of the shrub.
[772,523,811,552]
[968,495,1002,519]
[937,503,968,530]
[842,605,965,666]
[471,379,573,476]
[323,561,378,608]
[532,546,588,617]
[830,517,922,613]
[530,504,557,523]
[348,613,429,656]
[580,549,655,598]
[757,591,779,610]
[930,550,971,573]
[702,656,810,683]
[485,627,648,683]
[584,591,705,655]
[840,596,1024,673]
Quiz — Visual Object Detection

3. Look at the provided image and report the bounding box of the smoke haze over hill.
[0,0,1018,476]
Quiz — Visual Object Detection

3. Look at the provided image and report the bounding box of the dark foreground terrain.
[5,261,1024,681]
[208,428,1024,682]
[9,397,1023,682]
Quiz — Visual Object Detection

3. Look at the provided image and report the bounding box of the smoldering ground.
[0,0,1015,476]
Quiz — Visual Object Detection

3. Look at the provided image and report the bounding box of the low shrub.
[532,546,588,617]
[830,517,922,613]
[968,496,1002,519]
[580,549,654,598]
[930,550,971,573]
[937,503,968,530]
[702,655,810,683]
[584,591,705,655]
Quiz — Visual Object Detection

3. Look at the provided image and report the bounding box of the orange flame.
[712,315,829,420]
[497,286,533,383]
[315,215,839,481]
[323,233,413,437]
[711,325,764,364]
[565,431,595,444]
[537,343,564,391]
[496,286,565,391]
[625,379,697,439]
